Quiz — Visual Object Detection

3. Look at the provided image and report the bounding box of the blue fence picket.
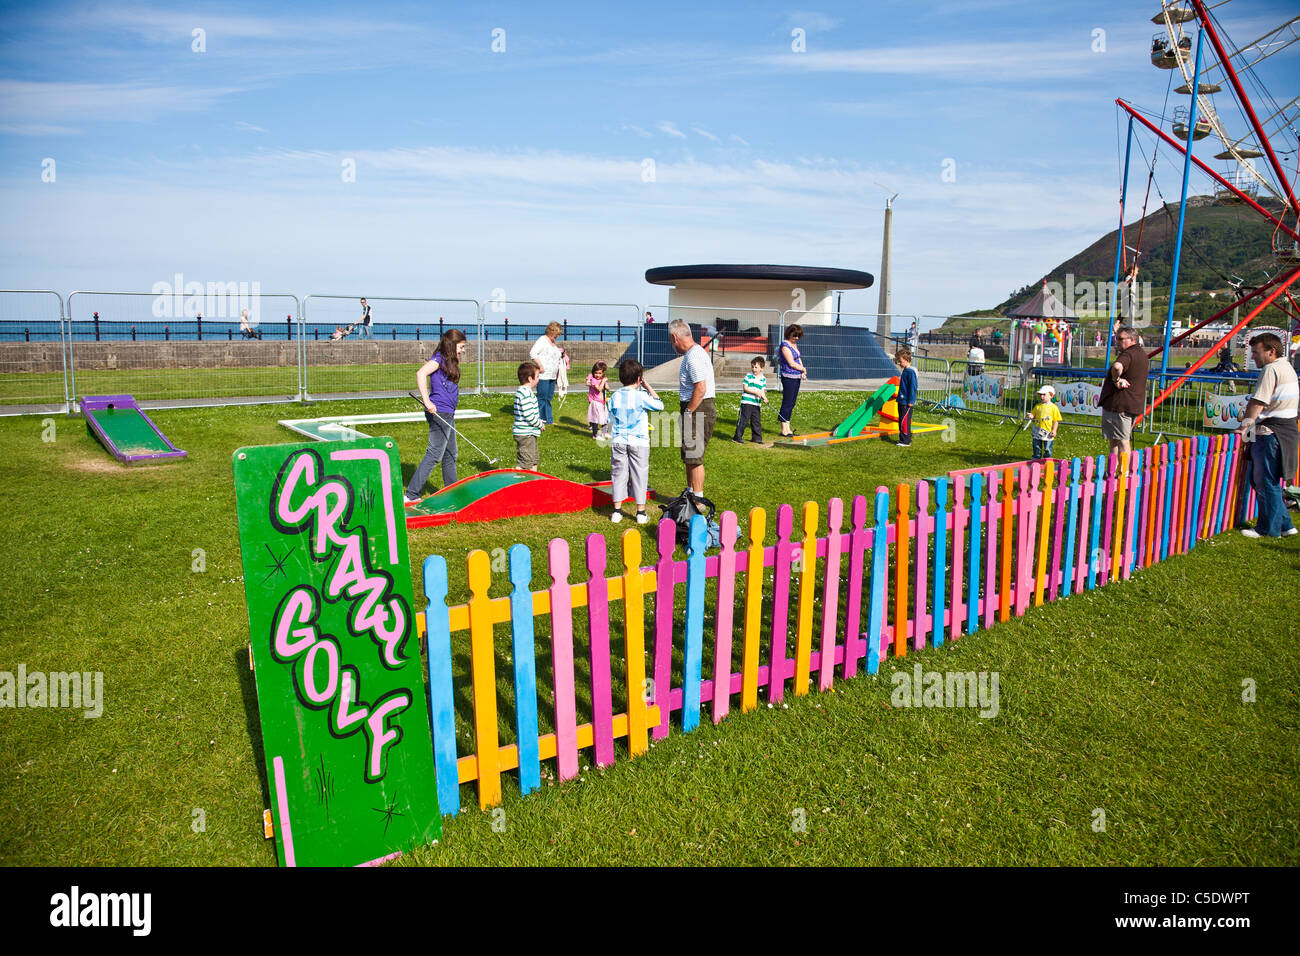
[932,477,948,649]
[866,489,889,674]
[966,473,983,635]
[507,545,541,796]
[422,555,461,817]
[682,514,707,732]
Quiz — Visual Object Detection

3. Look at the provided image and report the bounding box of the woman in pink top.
[586,361,610,438]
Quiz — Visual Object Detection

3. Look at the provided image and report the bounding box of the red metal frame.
[1137,264,1300,424]
[1116,100,1300,244]
[1145,269,1296,357]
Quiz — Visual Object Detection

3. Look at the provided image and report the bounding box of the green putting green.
[89,406,173,457]
[408,471,542,516]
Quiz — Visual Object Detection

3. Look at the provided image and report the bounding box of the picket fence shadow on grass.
[416,434,1256,816]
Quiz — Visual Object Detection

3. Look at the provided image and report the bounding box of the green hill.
[954,195,1292,327]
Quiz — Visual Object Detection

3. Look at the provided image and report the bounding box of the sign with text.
[963,373,1003,405]
[1050,381,1102,417]
[233,438,440,866]
[1204,392,1249,430]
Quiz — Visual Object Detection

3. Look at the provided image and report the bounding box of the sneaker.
[611,511,623,523]
[404,495,421,508]
[636,512,649,524]
[1284,527,1298,537]
[731,438,745,444]
[1240,528,1261,539]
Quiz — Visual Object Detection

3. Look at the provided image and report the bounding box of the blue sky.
[1,0,1296,325]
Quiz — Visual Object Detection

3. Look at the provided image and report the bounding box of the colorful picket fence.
[417,435,1256,815]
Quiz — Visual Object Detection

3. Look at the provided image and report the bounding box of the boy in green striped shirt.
[513,361,545,470]
[732,357,770,444]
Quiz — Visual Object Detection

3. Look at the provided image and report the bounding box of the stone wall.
[2,338,631,374]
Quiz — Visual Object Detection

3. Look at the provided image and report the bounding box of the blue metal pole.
[1106,114,1135,372]
[1160,28,1204,390]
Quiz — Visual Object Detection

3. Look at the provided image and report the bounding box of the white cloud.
[692,126,720,142]
[1,143,1116,316]
[757,39,1119,81]
[0,80,244,124]
[730,134,751,146]
[657,121,687,139]
[0,122,79,136]
[74,7,416,44]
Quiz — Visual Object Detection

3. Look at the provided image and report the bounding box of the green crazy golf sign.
[233,438,440,866]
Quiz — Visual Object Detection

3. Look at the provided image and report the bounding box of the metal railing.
[20,286,1284,428]
[1024,365,1265,438]
[943,358,1026,422]
[479,300,642,391]
[300,295,480,399]
[0,291,68,415]
[914,355,952,411]
[66,291,302,408]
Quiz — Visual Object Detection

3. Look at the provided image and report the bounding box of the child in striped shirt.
[513,361,545,471]
[732,357,770,444]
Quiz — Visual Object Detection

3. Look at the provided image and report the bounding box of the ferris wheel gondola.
[1172,105,1213,140]
[1151,3,1196,25]
[1150,3,1299,209]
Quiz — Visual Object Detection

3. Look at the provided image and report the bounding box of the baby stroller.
[330,323,358,341]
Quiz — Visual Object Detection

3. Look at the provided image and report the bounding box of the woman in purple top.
[776,324,807,437]
[405,328,467,504]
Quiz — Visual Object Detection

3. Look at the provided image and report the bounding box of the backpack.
[657,488,726,551]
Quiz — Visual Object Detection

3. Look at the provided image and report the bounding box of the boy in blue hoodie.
[894,347,918,447]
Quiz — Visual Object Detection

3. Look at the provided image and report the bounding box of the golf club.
[409,391,500,466]
[1001,416,1030,455]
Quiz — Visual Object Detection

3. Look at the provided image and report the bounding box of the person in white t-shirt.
[670,318,716,511]
[1238,331,1298,539]
[529,321,564,424]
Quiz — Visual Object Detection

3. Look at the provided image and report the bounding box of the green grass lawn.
[0,390,1296,866]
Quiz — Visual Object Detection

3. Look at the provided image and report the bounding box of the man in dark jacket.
[1098,325,1149,456]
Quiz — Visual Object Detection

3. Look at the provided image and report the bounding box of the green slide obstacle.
[831,380,898,439]
[82,395,186,463]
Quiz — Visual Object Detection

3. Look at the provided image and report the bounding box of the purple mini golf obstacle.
[82,395,187,464]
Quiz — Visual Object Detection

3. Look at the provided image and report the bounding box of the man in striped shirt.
[1239,332,1298,539]
[513,361,545,471]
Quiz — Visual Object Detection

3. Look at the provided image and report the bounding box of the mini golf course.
[406,468,653,529]
[775,378,947,448]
